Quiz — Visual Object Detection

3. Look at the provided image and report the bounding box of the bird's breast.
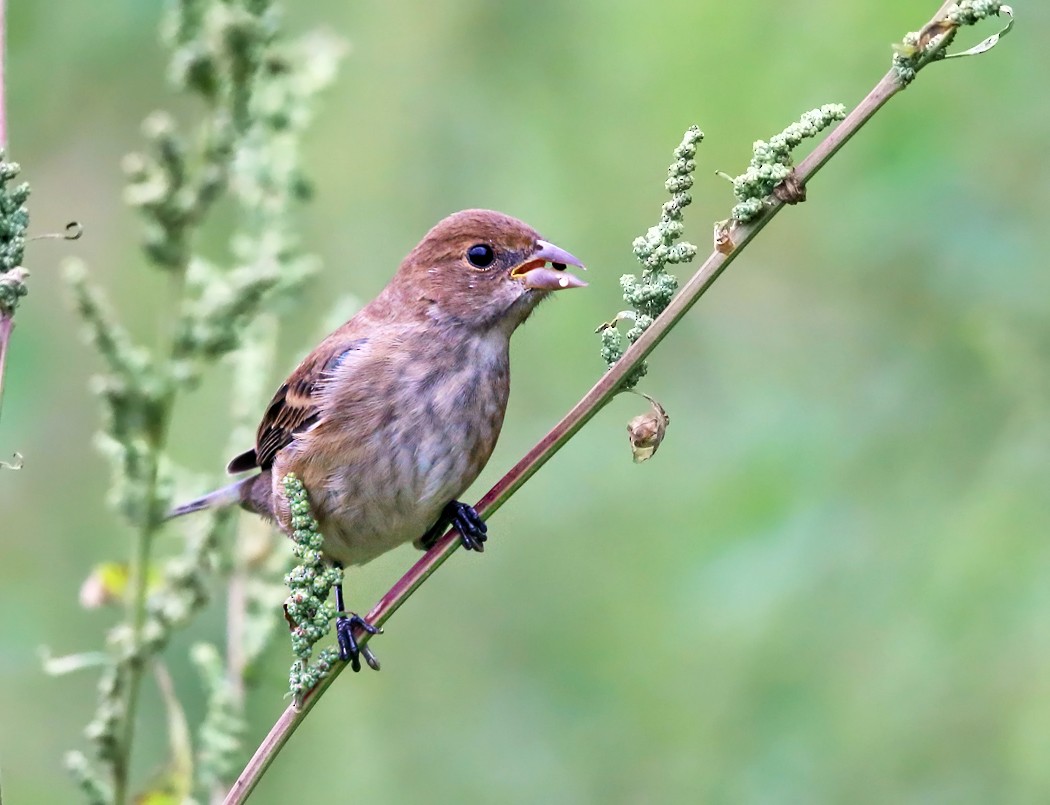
[286,331,511,566]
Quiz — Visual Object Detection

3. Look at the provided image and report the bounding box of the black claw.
[361,644,381,671]
[336,613,381,672]
[448,500,488,551]
[418,499,489,552]
[332,567,380,672]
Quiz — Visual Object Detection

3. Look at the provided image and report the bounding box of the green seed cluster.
[282,473,342,702]
[600,126,703,389]
[64,749,112,805]
[947,0,1003,27]
[0,152,30,314]
[730,104,846,223]
[143,509,229,652]
[192,642,247,789]
[892,31,926,85]
[892,1,1003,85]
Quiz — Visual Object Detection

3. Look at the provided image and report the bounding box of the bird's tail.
[167,476,256,520]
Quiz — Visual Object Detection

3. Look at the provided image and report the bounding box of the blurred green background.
[2,1,1048,803]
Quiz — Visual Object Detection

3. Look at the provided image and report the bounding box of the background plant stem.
[0,314,12,427]
[0,0,7,148]
[0,0,10,435]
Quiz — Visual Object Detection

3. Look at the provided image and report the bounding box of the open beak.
[511,239,587,291]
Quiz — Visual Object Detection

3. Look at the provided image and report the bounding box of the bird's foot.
[417,499,489,552]
[446,500,488,551]
[336,613,382,673]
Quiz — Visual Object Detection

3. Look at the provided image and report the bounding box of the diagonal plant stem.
[224,2,996,801]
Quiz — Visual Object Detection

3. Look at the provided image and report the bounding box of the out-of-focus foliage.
[1,2,1047,803]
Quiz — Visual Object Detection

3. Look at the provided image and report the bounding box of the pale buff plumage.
[169,209,585,568]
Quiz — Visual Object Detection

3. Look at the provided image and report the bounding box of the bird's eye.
[466,243,495,268]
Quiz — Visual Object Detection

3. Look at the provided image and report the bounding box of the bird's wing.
[227,336,369,473]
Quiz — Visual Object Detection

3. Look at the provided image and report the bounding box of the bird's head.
[395,209,586,334]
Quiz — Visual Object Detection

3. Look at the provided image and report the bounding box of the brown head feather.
[228,209,581,478]
[381,209,553,331]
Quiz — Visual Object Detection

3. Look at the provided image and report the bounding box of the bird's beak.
[511,239,587,291]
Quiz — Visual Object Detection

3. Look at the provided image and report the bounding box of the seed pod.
[627,394,669,463]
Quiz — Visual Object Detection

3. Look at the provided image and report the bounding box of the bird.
[168,209,586,670]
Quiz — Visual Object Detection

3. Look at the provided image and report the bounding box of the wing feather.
[226,337,368,473]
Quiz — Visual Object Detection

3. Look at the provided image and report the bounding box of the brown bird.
[169,209,586,669]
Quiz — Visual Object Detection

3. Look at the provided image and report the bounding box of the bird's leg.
[333,564,381,672]
[418,500,488,552]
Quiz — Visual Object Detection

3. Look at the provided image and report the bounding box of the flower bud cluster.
[893,1,1004,85]
[0,152,30,314]
[193,642,247,788]
[947,0,1003,26]
[601,125,703,389]
[282,473,342,702]
[730,104,846,223]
